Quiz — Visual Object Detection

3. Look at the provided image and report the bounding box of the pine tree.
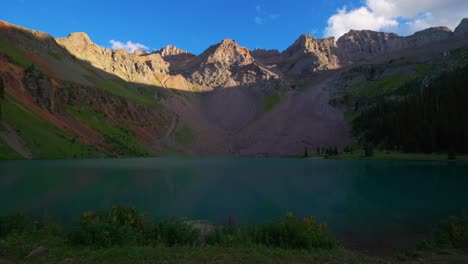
[303,147,309,158]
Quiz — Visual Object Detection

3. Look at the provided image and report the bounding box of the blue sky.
[1,0,466,54]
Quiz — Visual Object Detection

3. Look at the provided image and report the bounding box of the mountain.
[1,19,468,159]
[183,39,280,89]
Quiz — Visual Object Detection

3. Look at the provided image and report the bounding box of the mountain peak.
[220,39,238,45]
[455,18,468,36]
[65,32,93,44]
[155,45,191,57]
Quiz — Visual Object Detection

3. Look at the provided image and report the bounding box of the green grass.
[47,51,63,61]
[0,132,24,160]
[0,40,33,67]
[82,65,158,107]
[351,75,409,100]
[1,245,384,264]
[66,105,149,157]
[175,126,195,146]
[331,150,468,161]
[1,208,468,264]
[1,97,105,159]
[96,78,157,107]
[263,93,282,112]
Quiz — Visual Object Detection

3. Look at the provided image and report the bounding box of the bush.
[207,213,337,250]
[0,214,43,238]
[68,205,148,247]
[68,205,200,248]
[150,220,201,246]
[432,215,468,250]
[248,214,337,250]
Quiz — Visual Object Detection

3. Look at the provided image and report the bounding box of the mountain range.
[1,19,468,159]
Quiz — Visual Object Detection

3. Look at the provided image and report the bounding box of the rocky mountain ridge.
[54,19,467,89]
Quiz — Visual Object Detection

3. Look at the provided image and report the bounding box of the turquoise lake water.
[1,158,468,253]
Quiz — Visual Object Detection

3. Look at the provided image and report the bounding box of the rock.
[154,45,192,57]
[406,27,452,46]
[337,30,405,61]
[337,26,454,62]
[26,246,46,258]
[55,33,191,89]
[281,34,340,74]
[184,39,280,88]
[455,18,468,36]
[57,258,78,264]
[251,48,281,65]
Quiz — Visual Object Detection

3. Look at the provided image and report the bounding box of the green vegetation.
[0,96,105,159]
[82,65,158,107]
[332,150,468,161]
[350,75,409,100]
[47,51,63,61]
[263,93,281,112]
[0,40,33,67]
[1,207,467,264]
[175,126,195,145]
[353,64,468,154]
[66,105,149,157]
[0,135,24,160]
[206,213,337,250]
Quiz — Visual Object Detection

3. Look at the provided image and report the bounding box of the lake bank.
[1,208,467,264]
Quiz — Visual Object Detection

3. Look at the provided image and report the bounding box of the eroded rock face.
[154,45,195,72]
[455,18,468,36]
[337,30,405,61]
[406,27,452,46]
[337,27,454,62]
[155,45,192,57]
[56,33,192,89]
[281,34,340,75]
[252,49,281,65]
[185,39,280,88]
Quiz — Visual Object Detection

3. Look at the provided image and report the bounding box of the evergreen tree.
[303,147,309,158]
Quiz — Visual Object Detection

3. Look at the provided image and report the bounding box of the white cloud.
[109,40,149,52]
[325,0,468,38]
[254,4,280,25]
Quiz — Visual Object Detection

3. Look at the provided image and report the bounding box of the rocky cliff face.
[184,39,280,89]
[56,33,192,90]
[280,34,340,75]
[336,27,454,62]
[251,49,281,65]
[455,18,468,36]
[337,30,404,61]
[153,45,195,72]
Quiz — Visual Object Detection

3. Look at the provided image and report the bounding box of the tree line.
[353,64,468,154]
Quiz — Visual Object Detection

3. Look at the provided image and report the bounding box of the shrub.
[248,214,337,250]
[68,205,148,247]
[0,214,43,238]
[433,215,468,250]
[207,213,337,250]
[68,205,200,248]
[150,220,201,246]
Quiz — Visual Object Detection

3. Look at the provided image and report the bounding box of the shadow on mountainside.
[1,20,468,158]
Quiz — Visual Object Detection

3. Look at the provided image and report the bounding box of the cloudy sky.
[1,0,467,54]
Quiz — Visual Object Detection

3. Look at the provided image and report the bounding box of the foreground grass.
[2,244,382,264]
[3,241,468,264]
[1,208,467,264]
